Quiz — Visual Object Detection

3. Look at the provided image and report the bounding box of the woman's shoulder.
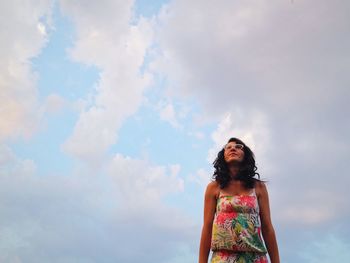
[206,180,221,197]
[254,179,266,187]
[207,180,220,189]
[254,180,268,197]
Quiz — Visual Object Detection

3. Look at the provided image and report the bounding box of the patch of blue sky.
[32,4,100,102]
[142,68,209,125]
[11,5,100,177]
[110,92,215,219]
[111,105,207,168]
[298,234,350,262]
[134,0,170,18]
[112,92,214,170]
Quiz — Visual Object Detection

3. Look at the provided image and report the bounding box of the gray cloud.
[155,0,349,118]
[0,147,196,263]
[154,0,350,261]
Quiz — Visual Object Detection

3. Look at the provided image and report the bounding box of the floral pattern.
[211,190,267,262]
[211,250,268,263]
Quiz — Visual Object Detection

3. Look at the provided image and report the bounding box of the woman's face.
[224,141,245,164]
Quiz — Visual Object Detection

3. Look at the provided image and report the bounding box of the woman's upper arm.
[257,182,274,229]
[203,182,219,227]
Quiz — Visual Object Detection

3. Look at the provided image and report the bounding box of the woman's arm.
[198,181,219,263]
[257,182,280,263]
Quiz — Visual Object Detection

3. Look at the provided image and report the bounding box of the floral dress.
[210,189,268,263]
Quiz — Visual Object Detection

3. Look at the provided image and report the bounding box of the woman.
[199,137,280,263]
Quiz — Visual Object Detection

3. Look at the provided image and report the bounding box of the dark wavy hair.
[212,137,261,189]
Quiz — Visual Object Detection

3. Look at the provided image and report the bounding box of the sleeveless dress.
[210,189,268,263]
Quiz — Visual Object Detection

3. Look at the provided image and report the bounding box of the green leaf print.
[237,214,249,229]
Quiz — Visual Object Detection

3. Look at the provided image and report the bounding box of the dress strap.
[252,187,258,198]
[217,190,223,199]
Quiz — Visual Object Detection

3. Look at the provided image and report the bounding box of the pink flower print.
[254,256,268,263]
[217,250,230,260]
[221,201,233,212]
[237,195,255,208]
[216,212,237,225]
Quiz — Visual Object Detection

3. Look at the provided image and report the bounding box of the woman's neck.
[227,163,240,178]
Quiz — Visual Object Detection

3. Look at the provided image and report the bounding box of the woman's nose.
[229,146,237,152]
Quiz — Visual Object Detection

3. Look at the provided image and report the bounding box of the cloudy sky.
[1,0,349,262]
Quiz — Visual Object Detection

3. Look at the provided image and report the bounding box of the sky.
[1,0,350,262]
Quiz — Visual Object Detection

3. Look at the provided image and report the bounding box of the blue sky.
[1,0,350,262]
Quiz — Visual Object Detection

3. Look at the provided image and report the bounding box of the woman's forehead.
[226,141,239,145]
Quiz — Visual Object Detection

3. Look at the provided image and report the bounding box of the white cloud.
[60,0,153,163]
[0,146,194,263]
[0,144,37,176]
[0,0,53,142]
[158,101,182,129]
[281,204,335,225]
[188,168,211,187]
[108,153,184,205]
[37,22,47,36]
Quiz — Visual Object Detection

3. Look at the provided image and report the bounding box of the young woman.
[199,137,280,263]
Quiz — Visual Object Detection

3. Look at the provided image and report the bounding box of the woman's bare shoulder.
[255,180,268,197]
[206,181,220,197]
[255,180,266,188]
